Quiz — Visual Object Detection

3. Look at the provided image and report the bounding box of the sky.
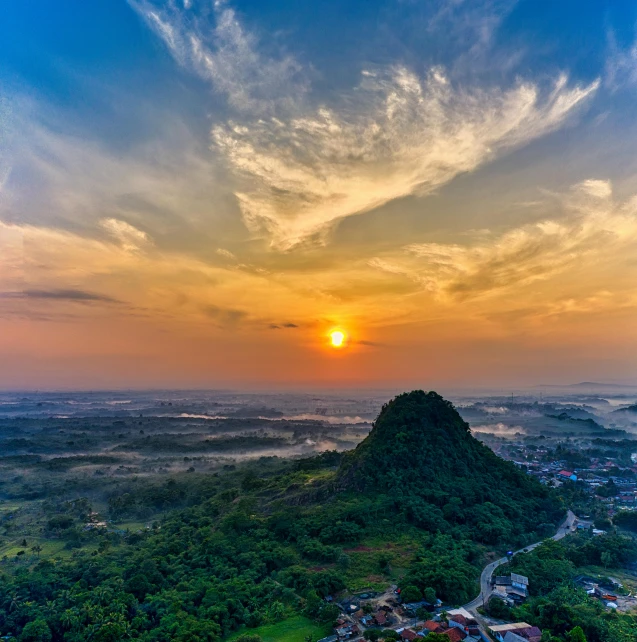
[1,0,637,390]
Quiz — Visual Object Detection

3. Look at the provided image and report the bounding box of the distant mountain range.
[537,381,637,390]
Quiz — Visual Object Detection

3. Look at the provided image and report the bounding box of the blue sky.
[1,0,637,389]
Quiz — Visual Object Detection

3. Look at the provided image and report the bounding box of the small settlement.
[319,591,487,642]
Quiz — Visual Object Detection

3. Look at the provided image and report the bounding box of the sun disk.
[330,330,346,348]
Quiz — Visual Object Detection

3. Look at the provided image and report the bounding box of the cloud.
[605,28,637,89]
[202,304,248,326]
[101,218,150,252]
[428,0,519,70]
[213,69,598,249]
[129,0,307,114]
[130,2,598,250]
[0,95,12,196]
[0,289,121,304]
[268,322,298,329]
[216,248,236,260]
[370,179,637,301]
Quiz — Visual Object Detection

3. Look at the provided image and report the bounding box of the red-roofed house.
[374,611,388,626]
[400,630,418,641]
[443,628,467,642]
[424,621,445,633]
[516,626,542,642]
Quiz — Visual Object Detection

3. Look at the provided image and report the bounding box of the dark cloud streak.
[0,289,121,304]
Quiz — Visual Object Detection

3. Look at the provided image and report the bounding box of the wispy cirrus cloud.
[214,69,598,249]
[129,0,307,114]
[131,1,599,250]
[370,179,637,301]
[605,28,637,89]
[100,218,151,252]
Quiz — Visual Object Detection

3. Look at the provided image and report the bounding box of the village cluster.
[317,580,541,642]
[492,439,637,516]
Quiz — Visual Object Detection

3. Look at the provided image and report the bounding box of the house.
[516,627,542,642]
[490,623,534,642]
[446,608,480,637]
[318,636,338,642]
[402,600,433,615]
[558,470,578,481]
[373,610,388,626]
[335,624,359,640]
[400,630,419,641]
[442,628,467,642]
[503,633,527,642]
[449,614,468,629]
[494,626,541,642]
[493,573,529,601]
[447,607,477,627]
[423,620,445,634]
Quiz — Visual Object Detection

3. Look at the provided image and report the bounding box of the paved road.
[464,510,578,612]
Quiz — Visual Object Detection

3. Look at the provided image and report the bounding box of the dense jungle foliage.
[0,391,613,641]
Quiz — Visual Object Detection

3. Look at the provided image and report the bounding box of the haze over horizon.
[2,0,637,389]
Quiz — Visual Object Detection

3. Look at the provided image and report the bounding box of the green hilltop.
[337,390,563,542]
[0,391,566,641]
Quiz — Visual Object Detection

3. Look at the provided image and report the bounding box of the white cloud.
[216,248,236,260]
[605,28,637,89]
[0,95,12,196]
[213,68,598,249]
[130,2,599,250]
[100,218,150,252]
[129,0,306,114]
[371,179,637,299]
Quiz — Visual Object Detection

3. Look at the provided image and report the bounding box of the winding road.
[463,510,579,613]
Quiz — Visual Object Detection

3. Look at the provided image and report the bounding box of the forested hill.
[0,391,566,641]
[338,390,563,541]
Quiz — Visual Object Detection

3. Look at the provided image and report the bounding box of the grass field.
[227,616,332,642]
[0,537,80,561]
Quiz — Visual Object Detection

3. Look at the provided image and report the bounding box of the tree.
[363,630,380,642]
[235,636,263,642]
[567,626,587,642]
[416,606,429,620]
[601,551,612,568]
[19,619,52,642]
[30,544,42,557]
[424,587,437,604]
[425,634,450,642]
[267,600,285,623]
[400,585,422,603]
[338,553,351,572]
[487,597,510,619]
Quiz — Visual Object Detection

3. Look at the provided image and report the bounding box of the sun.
[329,329,346,348]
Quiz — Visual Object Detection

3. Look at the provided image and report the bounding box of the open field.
[227,616,333,642]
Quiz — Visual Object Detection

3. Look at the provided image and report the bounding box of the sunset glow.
[0,1,636,389]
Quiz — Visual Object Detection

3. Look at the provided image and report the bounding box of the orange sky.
[1,2,637,389]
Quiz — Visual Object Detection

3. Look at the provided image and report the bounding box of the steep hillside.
[0,391,566,641]
[337,390,563,542]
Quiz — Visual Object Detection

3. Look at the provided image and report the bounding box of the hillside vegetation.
[0,391,565,641]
